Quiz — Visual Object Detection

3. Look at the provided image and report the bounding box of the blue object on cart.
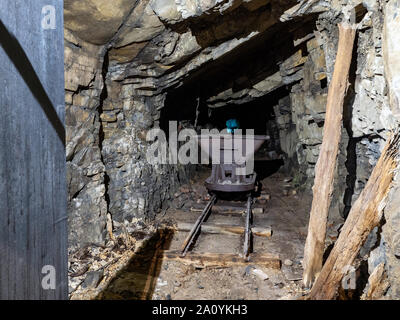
[226,119,239,133]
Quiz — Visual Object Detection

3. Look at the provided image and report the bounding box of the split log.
[306,132,400,300]
[162,251,281,269]
[302,23,356,287]
[177,222,272,237]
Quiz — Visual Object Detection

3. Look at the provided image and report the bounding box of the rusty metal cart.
[181,133,269,260]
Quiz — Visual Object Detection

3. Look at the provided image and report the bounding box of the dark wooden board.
[0,1,67,299]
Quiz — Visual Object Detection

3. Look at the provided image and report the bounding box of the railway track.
[180,193,255,261]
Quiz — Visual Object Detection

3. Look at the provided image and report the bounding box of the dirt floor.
[93,164,320,300]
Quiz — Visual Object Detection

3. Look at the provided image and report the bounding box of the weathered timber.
[0,1,67,299]
[302,23,356,288]
[361,263,389,300]
[190,203,263,215]
[141,230,168,300]
[163,251,281,269]
[176,222,272,237]
[306,132,399,300]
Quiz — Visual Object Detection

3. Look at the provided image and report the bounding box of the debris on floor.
[69,168,318,300]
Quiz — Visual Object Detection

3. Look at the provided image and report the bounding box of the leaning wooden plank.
[162,251,281,269]
[177,222,272,237]
[305,132,399,300]
[302,23,356,288]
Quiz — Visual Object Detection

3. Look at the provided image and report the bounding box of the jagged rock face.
[64,0,400,297]
[64,30,108,248]
[100,87,193,224]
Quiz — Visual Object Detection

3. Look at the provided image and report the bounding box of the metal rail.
[181,193,254,261]
[243,195,253,260]
[181,194,217,257]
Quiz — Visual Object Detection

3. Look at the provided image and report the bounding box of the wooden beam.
[190,204,264,215]
[306,132,399,299]
[302,23,356,288]
[177,222,272,237]
[190,204,244,214]
[162,251,281,269]
[0,1,67,299]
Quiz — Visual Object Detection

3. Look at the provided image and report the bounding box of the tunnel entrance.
[68,8,356,301]
[159,71,292,185]
[157,14,322,187]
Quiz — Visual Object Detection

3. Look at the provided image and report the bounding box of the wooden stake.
[306,133,399,299]
[302,23,356,288]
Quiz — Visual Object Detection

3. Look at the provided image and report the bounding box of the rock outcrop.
[65,29,108,248]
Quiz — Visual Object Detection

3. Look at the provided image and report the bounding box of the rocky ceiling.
[64,0,136,45]
[64,0,330,100]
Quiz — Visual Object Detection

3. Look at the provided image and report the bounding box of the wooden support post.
[306,133,399,299]
[302,23,356,288]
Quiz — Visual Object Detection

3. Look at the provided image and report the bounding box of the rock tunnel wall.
[65,29,192,249]
[64,0,400,297]
[65,29,109,248]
